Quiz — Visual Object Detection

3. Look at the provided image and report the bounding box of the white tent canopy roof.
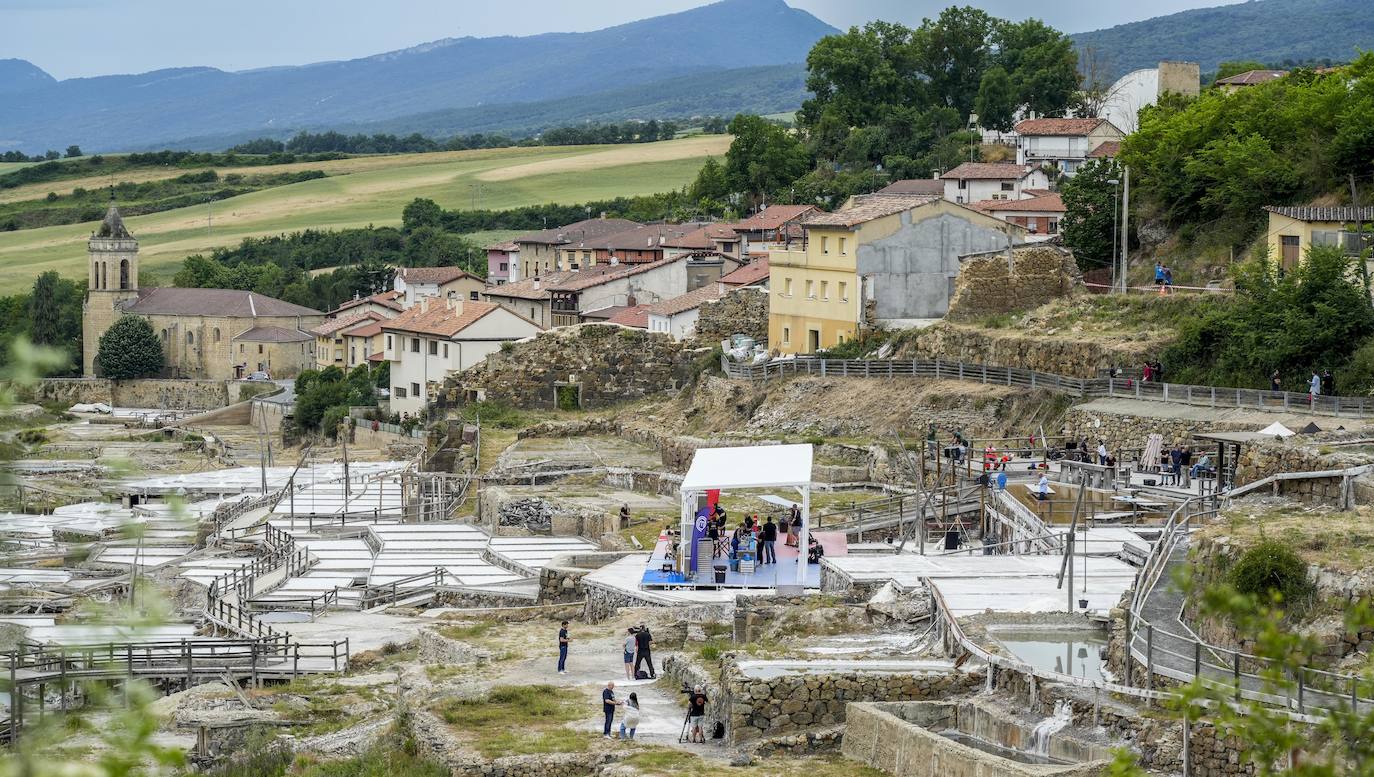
[1257,422,1295,438]
[681,444,814,491]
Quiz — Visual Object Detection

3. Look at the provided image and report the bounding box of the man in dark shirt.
[602,681,620,737]
[688,686,708,743]
[633,624,655,678]
[557,620,569,674]
[760,517,777,564]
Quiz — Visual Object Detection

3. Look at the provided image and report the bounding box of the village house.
[718,257,770,289]
[970,193,1066,241]
[382,297,543,415]
[731,204,820,245]
[768,194,1025,354]
[1262,205,1374,273]
[940,162,1051,205]
[312,311,386,370]
[512,216,641,280]
[1215,69,1287,94]
[327,291,404,320]
[485,241,519,285]
[877,179,946,197]
[1014,117,1124,176]
[604,305,652,330]
[340,318,386,369]
[81,205,324,379]
[646,282,727,341]
[553,222,743,271]
[393,266,485,307]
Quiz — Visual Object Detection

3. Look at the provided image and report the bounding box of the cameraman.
[687,684,708,743]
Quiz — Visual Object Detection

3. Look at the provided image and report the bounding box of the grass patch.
[434,684,585,758]
[436,621,495,641]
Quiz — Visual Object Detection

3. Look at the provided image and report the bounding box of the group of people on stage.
[658,503,825,571]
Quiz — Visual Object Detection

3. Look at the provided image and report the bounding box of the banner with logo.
[689,489,720,574]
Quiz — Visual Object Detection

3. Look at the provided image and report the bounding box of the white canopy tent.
[678,444,814,586]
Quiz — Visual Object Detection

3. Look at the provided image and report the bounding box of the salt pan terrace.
[185,523,598,611]
[120,461,409,498]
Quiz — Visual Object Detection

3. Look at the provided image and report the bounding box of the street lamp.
[1108,178,1120,291]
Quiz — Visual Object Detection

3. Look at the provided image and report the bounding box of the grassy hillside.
[0,135,729,294]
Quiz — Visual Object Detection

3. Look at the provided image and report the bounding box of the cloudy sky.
[6,0,1243,79]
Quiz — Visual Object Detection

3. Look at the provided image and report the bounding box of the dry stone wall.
[435,324,699,411]
[898,323,1157,378]
[695,287,768,346]
[37,377,231,411]
[946,246,1082,322]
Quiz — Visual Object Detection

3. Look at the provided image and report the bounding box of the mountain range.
[1071,0,1372,80]
[0,0,834,154]
[5,0,1372,154]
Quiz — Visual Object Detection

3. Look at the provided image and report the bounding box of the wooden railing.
[722,356,1374,418]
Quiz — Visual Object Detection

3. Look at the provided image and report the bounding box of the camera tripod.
[678,711,705,743]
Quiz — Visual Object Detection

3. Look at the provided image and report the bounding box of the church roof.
[123,288,322,318]
[95,204,133,239]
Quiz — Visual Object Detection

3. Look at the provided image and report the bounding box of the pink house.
[486,241,519,285]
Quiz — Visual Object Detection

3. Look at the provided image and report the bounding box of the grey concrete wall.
[857,212,1011,320]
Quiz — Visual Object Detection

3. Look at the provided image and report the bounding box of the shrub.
[1228,539,1311,604]
[96,316,164,379]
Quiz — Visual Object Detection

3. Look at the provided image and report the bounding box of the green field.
[0,135,728,294]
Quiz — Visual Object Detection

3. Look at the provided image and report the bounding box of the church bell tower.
[81,203,141,375]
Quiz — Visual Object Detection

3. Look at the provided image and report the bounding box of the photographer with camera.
[677,683,709,743]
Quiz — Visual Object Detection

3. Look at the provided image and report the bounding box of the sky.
[4,0,1245,80]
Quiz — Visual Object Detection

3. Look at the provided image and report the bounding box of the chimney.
[446,298,462,315]
[533,280,541,290]
[626,293,637,307]
[420,296,430,313]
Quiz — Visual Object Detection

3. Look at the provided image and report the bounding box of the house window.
[1028,217,1039,233]
[784,278,793,296]
[259,344,264,354]
[820,236,829,254]
[410,337,420,353]
[530,306,537,319]
[428,340,438,355]
[500,263,508,271]
[186,332,194,345]
[783,327,791,345]
[213,328,220,342]
[469,291,479,301]
[410,382,420,397]
[443,343,449,358]
[394,387,407,399]
[386,335,393,349]
[350,346,356,363]
[839,281,848,301]
[805,280,815,298]
[1047,219,1059,235]
[958,179,967,189]
[1001,182,1014,191]
[838,237,846,255]
[239,344,244,353]
[820,280,829,300]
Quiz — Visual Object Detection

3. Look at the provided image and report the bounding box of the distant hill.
[1072,0,1371,80]
[1,0,834,154]
[158,64,809,152]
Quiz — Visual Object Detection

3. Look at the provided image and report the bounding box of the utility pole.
[1351,174,1371,304]
[1119,166,1130,293]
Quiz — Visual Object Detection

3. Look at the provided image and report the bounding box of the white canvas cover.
[680,444,814,491]
[1257,422,1295,438]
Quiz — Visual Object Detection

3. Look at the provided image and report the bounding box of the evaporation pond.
[938,731,1068,765]
[991,628,1111,682]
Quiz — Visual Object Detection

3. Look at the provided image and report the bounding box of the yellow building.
[340,319,386,369]
[311,311,385,370]
[1263,205,1373,273]
[769,194,1024,355]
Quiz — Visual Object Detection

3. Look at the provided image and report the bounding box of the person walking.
[618,693,641,740]
[623,628,637,680]
[634,624,655,679]
[1310,371,1322,397]
[1154,262,1165,286]
[1096,440,1109,466]
[602,681,621,738]
[1036,472,1050,501]
[1270,370,1282,392]
[557,620,570,674]
[760,516,777,564]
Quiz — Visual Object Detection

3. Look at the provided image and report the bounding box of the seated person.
[806,535,825,564]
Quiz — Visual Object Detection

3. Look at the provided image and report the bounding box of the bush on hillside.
[96,317,164,379]
[1228,539,1311,605]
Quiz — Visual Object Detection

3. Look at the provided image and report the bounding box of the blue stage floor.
[639,532,845,590]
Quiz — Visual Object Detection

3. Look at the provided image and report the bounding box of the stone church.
[81,205,325,380]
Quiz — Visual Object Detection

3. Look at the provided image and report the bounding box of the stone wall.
[946,246,1082,322]
[435,324,700,411]
[37,377,231,411]
[695,287,769,347]
[897,322,1159,378]
[1234,433,1374,506]
[35,378,112,406]
[417,627,492,665]
[1059,405,1254,461]
[477,486,620,539]
[537,552,634,604]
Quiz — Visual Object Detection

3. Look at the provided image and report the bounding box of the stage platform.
[639,531,847,590]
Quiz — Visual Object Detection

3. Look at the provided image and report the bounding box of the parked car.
[247,371,271,381]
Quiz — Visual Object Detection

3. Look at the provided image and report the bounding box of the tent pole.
[796,484,811,586]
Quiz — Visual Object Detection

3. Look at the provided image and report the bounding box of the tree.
[992,18,1079,117]
[689,157,730,204]
[63,145,82,158]
[722,115,810,203]
[1059,158,1121,270]
[96,316,164,379]
[912,6,995,118]
[28,272,63,347]
[401,198,444,231]
[974,66,1016,133]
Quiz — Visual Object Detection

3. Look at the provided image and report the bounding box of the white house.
[392,266,486,308]
[940,162,1051,205]
[645,283,727,341]
[382,297,542,415]
[1014,118,1125,176]
[969,193,1067,241]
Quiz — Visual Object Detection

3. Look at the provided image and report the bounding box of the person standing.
[1036,472,1050,501]
[1270,370,1282,392]
[602,681,621,738]
[1310,371,1322,397]
[619,504,630,526]
[1096,440,1108,466]
[760,516,777,564]
[618,693,641,740]
[1180,446,1193,488]
[1169,445,1183,484]
[1154,262,1165,286]
[623,628,637,680]
[1323,369,1334,395]
[557,620,570,674]
[1142,362,1153,382]
[688,685,708,743]
[634,624,655,679]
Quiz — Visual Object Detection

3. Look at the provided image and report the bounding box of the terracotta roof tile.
[311,311,384,337]
[341,320,385,338]
[1216,69,1286,86]
[124,288,322,317]
[485,241,520,252]
[605,305,651,328]
[733,204,818,230]
[513,217,642,246]
[331,290,403,315]
[878,179,944,196]
[380,300,503,338]
[1264,205,1374,222]
[802,194,940,228]
[1087,141,1121,159]
[970,194,1066,213]
[647,283,726,317]
[941,162,1036,181]
[396,266,482,285]
[231,325,313,343]
[719,258,769,286]
[1015,118,1108,136]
